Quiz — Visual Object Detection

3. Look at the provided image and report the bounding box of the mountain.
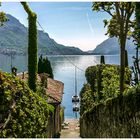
[90,37,136,55]
[0,14,86,55]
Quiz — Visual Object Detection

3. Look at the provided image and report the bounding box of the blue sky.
[0,2,110,51]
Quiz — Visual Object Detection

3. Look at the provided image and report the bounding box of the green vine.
[81,64,131,115]
[0,71,54,138]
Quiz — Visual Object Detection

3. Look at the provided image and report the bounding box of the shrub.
[101,66,120,99]
[85,65,131,94]
[80,64,131,115]
[101,66,131,99]
[80,84,95,115]
[0,71,54,138]
[85,64,110,100]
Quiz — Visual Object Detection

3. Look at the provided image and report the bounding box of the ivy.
[80,64,131,115]
[0,71,54,138]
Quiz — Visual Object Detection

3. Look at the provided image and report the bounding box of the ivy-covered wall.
[80,64,131,116]
[85,64,131,101]
[80,85,140,138]
[0,71,54,138]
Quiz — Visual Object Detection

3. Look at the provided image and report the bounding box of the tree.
[45,57,53,79]
[131,2,140,85]
[38,54,43,74]
[0,3,8,26]
[38,55,54,79]
[0,11,8,26]
[21,2,38,92]
[92,2,135,94]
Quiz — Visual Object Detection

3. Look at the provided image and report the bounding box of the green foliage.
[101,65,131,100]
[92,2,135,93]
[38,55,54,79]
[131,55,140,85]
[101,66,130,100]
[133,2,140,49]
[36,81,47,99]
[80,84,95,116]
[80,84,140,138]
[38,55,43,74]
[92,2,134,38]
[36,74,48,99]
[28,14,38,92]
[21,2,38,92]
[0,12,8,26]
[85,66,97,92]
[85,64,110,99]
[86,65,131,94]
[97,65,103,100]
[131,2,140,85]
[0,71,54,138]
[81,64,131,115]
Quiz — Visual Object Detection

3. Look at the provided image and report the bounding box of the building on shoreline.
[17,72,64,138]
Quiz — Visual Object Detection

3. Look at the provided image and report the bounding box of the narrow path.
[60,118,80,138]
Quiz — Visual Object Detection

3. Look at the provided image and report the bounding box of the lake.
[0,54,135,118]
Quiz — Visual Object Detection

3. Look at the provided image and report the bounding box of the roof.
[46,78,64,104]
[17,72,64,104]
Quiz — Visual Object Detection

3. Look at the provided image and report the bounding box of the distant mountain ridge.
[0,14,86,55]
[90,37,136,55]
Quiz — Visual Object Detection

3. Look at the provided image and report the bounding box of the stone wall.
[47,105,64,138]
[80,85,140,138]
[47,112,55,138]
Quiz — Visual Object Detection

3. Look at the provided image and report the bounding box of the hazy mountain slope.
[91,37,136,55]
[0,14,86,55]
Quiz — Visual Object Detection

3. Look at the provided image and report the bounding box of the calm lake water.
[0,54,135,118]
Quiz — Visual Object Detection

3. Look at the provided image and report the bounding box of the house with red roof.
[17,72,64,138]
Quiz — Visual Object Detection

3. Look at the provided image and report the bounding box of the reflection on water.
[0,54,28,73]
[0,54,134,118]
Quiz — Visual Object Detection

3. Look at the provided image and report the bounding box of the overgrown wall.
[80,85,140,138]
[0,71,54,138]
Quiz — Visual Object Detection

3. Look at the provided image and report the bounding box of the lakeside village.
[1,2,140,138]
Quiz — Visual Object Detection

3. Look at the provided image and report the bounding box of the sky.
[0,2,111,51]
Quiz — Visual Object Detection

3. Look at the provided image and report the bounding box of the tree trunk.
[125,50,128,67]
[120,37,126,94]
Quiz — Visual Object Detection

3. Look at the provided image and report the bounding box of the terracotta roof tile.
[46,78,64,103]
[17,72,64,103]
